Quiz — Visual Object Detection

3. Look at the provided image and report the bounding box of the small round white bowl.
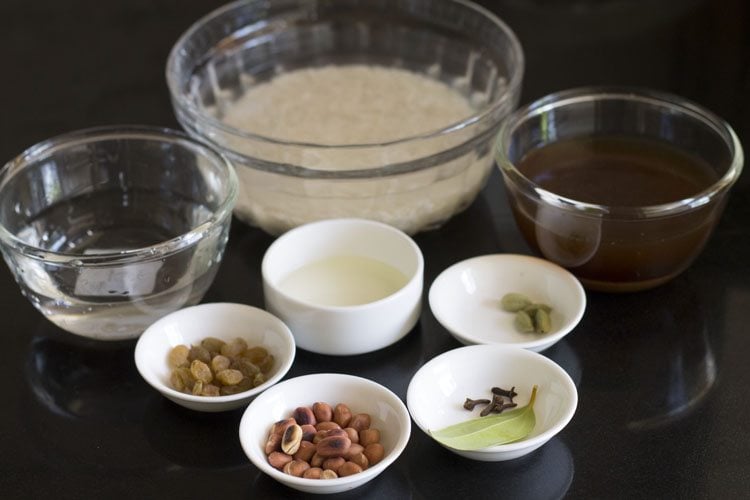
[262,218,424,355]
[407,344,577,461]
[239,373,411,494]
[134,302,296,412]
[429,254,586,351]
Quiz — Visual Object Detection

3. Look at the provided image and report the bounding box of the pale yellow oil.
[278,255,409,306]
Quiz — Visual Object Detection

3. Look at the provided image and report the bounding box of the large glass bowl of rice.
[167,0,524,235]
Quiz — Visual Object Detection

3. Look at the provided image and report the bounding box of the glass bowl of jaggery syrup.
[496,88,744,292]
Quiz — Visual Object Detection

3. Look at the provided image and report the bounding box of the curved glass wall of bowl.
[0,127,237,340]
[167,0,524,234]
[496,88,743,292]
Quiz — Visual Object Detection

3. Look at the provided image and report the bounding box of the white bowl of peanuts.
[239,373,411,494]
[134,302,296,412]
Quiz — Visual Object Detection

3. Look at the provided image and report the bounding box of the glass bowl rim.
[0,125,238,266]
[165,0,525,152]
[495,86,745,219]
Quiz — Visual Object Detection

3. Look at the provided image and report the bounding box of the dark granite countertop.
[1,1,749,498]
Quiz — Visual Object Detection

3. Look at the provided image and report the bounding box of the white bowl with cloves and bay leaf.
[406,344,577,461]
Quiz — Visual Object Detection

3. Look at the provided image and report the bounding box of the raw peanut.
[338,461,363,477]
[281,424,303,455]
[312,402,333,422]
[315,428,346,443]
[364,443,384,465]
[293,440,316,463]
[344,443,364,460]
[271,418,296,437]
[350,452,369,470]
[303,467,323,479]
[322,456,345,472]
[321,469,338,479]
[359,428,380,447]
[283,460,310,477]
[267,451,293,470]
[315,421,341,432]
[300,424,317,442]
[264,432,281,454]
[323,428,347,439]
[333,403,352,428]
[293,406,317,426]
[310,452,325,468]
[344,427,359,443]
[349,413,371,432]
[316,435,351,457]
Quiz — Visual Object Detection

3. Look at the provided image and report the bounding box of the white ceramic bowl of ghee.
[261,218,424,355]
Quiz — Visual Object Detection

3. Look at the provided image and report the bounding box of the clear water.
[7,190,226,340]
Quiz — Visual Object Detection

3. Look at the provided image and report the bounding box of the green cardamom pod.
[534,308,552,334]
[501,293,531,312]
[514,310,535,333]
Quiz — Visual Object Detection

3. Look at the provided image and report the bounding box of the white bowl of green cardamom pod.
[406,344,577,461]
[428,254,586,352]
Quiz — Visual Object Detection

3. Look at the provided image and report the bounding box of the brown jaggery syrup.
[509,136,723,291]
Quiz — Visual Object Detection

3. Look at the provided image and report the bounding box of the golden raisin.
[221,337,248,357]
[201,336,226,354]
[190,359,213,383]
[211,355,231,373]
[216,369,243,386]
[188,345,211,364]
[242,346,269,364]
[167,345,189,368]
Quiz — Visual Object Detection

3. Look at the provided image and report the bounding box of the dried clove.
[463,398,491,411]
[491,386,518,403]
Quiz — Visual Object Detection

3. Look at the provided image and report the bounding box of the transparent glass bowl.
[496,88,743,292]
[167,0,523,235]
[0,126,238,339]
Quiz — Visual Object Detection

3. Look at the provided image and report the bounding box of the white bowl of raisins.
[134,302,296,412]
[239,373,411,494]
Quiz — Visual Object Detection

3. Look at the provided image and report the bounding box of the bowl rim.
[406,344,578,454]
[261,218,424,311]
[428,253,586,351]
[0,125,238,266]
[238,372,412,489]
[165,0,524,151]
[495,86,745,220]
[134,302,296,405]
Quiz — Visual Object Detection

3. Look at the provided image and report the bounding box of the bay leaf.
[429,385,538,450]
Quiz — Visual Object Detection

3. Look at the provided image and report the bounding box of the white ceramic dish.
[134,302,296,412]
[407,344,577,461]
[239,373,411,494]
[429,254,586,351]
[262,218,424,355]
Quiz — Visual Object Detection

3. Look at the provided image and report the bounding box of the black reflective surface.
[2,1,750,498]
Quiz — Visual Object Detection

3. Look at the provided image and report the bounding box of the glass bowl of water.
[0,126,238,340]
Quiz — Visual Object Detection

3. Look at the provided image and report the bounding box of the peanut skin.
[349,413,371,432]
[267,451,293,470]
[364,443,385,465]
[359,428,380,447]
[338,461,363,477]
[312,402,333,422]
[333,403,352,428]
